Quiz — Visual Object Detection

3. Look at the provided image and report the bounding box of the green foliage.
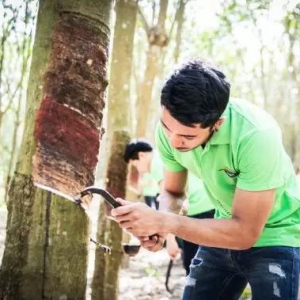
[144,266,161,278]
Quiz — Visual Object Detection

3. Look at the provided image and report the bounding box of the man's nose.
[169,134,182,148]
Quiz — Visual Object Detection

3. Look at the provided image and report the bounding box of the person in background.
[167,172,215,275]
[139,171,160,209]
[124,139,163,208]
[125,139,215,273]
[296,166,300,185]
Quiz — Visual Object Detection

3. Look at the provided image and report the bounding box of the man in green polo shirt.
[112,59,300,299]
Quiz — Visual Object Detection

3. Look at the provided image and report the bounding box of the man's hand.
[166,234,181,259]
[158,169,187,213]
[111,199,167,237]
[111,198,166,251]
[138,234,166,252]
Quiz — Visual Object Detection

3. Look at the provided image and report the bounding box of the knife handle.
[75,186,163,244]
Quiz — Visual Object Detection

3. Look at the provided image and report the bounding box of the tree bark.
[98,0,138,182]
[4,1,33,202]
[136,0,169,138]
[174,0,186,63]
[0,0,113,298]
[91,200,107,299]
[92,1,137,298]
[104,130,130,300]
[106,0,138,134]
[92,131,130,300]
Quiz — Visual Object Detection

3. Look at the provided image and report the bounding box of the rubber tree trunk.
[106,0,138,134]
[92,131,130,300]
[145,0,187,140]
[104,131,131,299]
[0,0,113,299]
[174,0,186,63]
[92,1,137,299]
[136,0,169,137]
[98,0,138,182]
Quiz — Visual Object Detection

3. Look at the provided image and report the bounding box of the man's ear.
[137,152,144,160]
[214,117,225,131]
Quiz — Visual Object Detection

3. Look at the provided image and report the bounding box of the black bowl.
[122,244,141,256]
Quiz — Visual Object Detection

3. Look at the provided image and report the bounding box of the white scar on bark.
[34,183,75,202]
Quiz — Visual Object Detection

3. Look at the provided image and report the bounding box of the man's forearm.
[158,189,186,213]
[161,212,260,250]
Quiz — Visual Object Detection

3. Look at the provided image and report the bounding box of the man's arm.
[113,188,275,250]
[157,169,187,212]
[162,188,275,250]
[158,180,164,194]
[164,169,187,193]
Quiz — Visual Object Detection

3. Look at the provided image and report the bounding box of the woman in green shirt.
[167,172,215,274]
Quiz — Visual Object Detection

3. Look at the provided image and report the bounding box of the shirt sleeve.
[236,127,285,191]
[155,123,186,172]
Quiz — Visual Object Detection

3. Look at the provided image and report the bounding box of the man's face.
[130,152,149,173]
[160,107,224,152]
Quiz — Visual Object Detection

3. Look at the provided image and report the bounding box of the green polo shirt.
[150,150,164,186]
[187,172,214,216]
[141,172,159,197]
[141,150,164,197]
[156,98,300,247]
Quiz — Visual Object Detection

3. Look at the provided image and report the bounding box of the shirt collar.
[208,104,231,145]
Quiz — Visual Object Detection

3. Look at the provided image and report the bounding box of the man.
[112,59,300,299]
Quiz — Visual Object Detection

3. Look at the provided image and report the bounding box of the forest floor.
[117,248,185,300]
[0,206,185,299]
[0,206,252,300]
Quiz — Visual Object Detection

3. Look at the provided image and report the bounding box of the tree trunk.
[92,131,130,300]
[98,0,138,182]
[4,3,33,201]
[145,0,187,140]
[92,1,137,298]
[104,131,130,300]
[174,0,186,63]
[91,200,107,299]
[0,0,113,299]
[136,0,169,137]
[136,45,161,138]
[106,0,138,134]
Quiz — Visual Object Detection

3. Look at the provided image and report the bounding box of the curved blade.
[74,186,121,208]
[165,259,174,294]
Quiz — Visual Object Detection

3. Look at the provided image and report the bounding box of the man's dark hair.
[161,59,230,128]
[124,139,153,163]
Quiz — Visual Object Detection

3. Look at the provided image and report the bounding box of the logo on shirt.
[219,167,240,178]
